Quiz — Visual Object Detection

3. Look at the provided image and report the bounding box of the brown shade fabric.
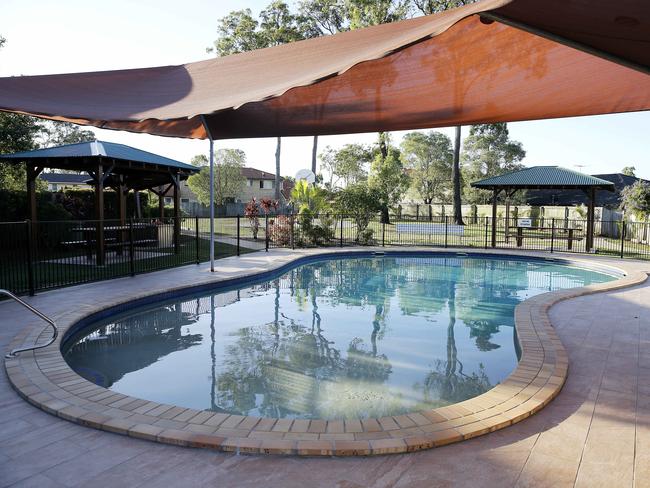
[0,0,648,140]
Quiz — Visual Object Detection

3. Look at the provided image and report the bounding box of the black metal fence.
[2,214,649,296]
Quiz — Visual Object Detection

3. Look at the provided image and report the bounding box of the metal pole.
[201,116,216,272]
[444,215,449,248]
[26,220,35,296]
[129,218,135,276]
[265,215,269,252]
[236,215,241,256]
[195,216,200,264]
[340,216,344,247]
[484,217,489,249]
[550,218,555,253]
[620,219,626,259]
[382,221,385,247]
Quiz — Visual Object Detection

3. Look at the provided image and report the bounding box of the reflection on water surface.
[64,256,613,419]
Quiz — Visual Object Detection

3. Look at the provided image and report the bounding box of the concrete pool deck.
[2,248,650,486]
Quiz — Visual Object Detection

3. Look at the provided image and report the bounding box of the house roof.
[241,167,280,181]
[0,141,196,172]
[471,166,616,191]
[39,172,92,184]
[525,173,646,207]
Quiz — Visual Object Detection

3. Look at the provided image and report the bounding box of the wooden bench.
[515,227,583,250]
[396,223,464,237]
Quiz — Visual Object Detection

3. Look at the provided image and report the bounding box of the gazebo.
[471,166,615,250]
[0,141,198,265]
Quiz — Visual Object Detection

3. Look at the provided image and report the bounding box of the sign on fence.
[518,218,532,228]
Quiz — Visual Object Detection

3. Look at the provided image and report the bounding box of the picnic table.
[66,223,158,262]
[515,226,582,250]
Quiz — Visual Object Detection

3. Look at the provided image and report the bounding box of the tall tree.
[40,121,95,147]
[369,137,410,223]
[210,2,303,202]
[401,131,453,204]
[412,0,477,225]
[462,123,525,203]
[187,149,246,206]
[319,143,371,188]
[622,166,636,177]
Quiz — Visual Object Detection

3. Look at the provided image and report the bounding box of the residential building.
[39,172,92,192]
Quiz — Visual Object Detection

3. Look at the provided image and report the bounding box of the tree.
[186,149,246,206]
[622,166,636,177]
[291,180,328,214]
[319,144,371,188]
[620,181,650,220]
[346,0,411,29]
[462,123,526,203]
[297,0,348,36]
[334,183,381,241]
[190,154,208,167]
[211,2,304,202]
[401,131,453,204]
[39,121,95,147]
[368,139,410,223]
[0,113,43,190]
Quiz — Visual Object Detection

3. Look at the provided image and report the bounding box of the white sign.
[518,218,532,228]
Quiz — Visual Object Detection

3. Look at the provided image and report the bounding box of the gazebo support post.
[94,163,105,266]
[586,187,596,251]
[491,189,502,248]
[25,164,43,224]
[116,176,127,256]
[172,173,181,254]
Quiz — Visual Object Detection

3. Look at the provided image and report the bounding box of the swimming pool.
[63,254,616,420]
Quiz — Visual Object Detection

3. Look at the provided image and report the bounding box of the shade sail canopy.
[0,0,648,140]
[471,166,616,191]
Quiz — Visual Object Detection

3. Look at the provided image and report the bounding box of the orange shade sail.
[0,0,648,140]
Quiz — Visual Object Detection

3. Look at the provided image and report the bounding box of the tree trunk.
[311,135,318,176]
[275,136,281,201]
[452,126,464,225]
[378,132,388,159]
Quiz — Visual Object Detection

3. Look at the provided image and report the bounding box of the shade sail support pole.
[480,12,650,76]
[201,116,215,272]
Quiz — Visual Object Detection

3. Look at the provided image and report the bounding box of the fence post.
[291,214,295,250]
[129,218,135,276]
[236,215,241,256]
[195,216,200,263]
[416,205,419,221]
[550,218,555,253]
[265,215,269,252]
[382,221,385,247]
[484,217,489,249]
[620,220,626,259]
[444,215,449,248]
[340,216,344,247]
[25,220,35,296]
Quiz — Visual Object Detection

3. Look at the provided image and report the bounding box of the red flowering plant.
[244,198,261,239]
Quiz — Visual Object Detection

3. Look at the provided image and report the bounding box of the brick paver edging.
[5,249,647,456]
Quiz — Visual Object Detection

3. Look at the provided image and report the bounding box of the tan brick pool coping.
[4,248,647,456]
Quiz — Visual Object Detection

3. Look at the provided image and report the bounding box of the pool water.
[63,255,615,419]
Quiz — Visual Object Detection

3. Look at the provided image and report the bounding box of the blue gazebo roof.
[0,140,196,172]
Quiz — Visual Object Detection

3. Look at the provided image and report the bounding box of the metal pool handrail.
[1,289,58,358]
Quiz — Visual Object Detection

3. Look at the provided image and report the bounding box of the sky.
[1,0,648,178]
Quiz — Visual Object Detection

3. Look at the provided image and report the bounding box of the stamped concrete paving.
[1,248,649,487]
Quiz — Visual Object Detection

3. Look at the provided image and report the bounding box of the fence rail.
[1,214,649,296]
